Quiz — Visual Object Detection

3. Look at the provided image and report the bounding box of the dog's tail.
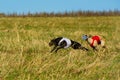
[79,46,89,51]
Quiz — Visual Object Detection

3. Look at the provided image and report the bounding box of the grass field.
[0,17,120,80]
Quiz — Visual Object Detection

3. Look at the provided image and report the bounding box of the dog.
[49,37,88,53]
[82,35,106,51]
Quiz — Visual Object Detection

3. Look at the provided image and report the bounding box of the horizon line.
[1,9,120,15]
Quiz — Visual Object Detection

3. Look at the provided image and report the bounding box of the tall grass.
[0,17,120,80]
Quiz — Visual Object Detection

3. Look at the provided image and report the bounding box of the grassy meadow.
[0,17,120,80]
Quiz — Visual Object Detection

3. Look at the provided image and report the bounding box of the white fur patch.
[58,38,71,48]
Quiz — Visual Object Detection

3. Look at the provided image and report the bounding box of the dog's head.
[49,39,55,46]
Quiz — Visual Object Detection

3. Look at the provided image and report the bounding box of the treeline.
[0,10,120,17]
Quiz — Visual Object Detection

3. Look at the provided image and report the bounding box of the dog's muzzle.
[49,42,53,46]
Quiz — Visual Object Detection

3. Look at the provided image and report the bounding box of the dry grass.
[0,17,120,80]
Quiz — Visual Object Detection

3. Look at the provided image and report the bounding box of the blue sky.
[0,0,120,14]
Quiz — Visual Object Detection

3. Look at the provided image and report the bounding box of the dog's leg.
[55,47,63,53]
[50,46,57,53]
[55,40,66,53]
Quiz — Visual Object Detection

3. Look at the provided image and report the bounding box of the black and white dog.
[49,37,88,53]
